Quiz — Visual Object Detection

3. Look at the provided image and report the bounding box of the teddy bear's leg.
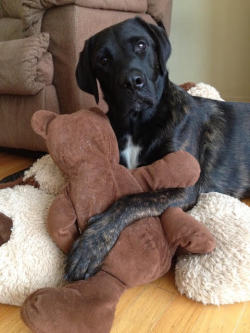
[160,207,216,254]
[21,217,170,333]
[21,270,126,333]
[0,212,13,246]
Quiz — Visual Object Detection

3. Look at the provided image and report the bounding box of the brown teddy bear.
[20,108,215,333]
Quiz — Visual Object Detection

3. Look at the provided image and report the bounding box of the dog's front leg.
[65,188,185,281]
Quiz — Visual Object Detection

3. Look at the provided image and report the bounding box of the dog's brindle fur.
[65,17,250,281]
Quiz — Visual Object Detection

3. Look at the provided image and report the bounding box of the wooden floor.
[0,149,249,333]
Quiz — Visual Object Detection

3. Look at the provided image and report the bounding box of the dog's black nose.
[123,71,145,90]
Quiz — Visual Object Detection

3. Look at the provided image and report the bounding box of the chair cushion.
[0,0,23,18]
[0,18,25,41]
[0,33,53,95]
[0,85,59,151]
[0,1,147,36]
[75,0,147,13]
[1,0,147,19]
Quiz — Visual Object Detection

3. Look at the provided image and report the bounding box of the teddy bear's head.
[31,108,119,175]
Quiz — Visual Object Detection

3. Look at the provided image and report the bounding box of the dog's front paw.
[65,217,119,281]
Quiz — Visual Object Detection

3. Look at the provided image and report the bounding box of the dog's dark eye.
[135,40,147,53]
[100,56,109,66]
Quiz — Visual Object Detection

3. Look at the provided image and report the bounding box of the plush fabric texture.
[187,82,224,101]
[1,163,249,308]
[0,185,65,306]
[0,106,215,319]
[24,154,66,195]
[0,151,178,307]
[0,33,53,95]
[175,192,250,305]
[30,108,204,254]
[22,271,126,333]
[20,107,215,333]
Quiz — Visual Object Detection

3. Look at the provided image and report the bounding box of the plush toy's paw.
[65,215,120,281]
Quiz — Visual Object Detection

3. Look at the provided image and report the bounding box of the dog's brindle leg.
[65,188,186,281]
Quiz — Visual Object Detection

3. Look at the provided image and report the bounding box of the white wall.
[168,0,250,102]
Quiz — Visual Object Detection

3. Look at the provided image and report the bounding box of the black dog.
[65,17,250,281]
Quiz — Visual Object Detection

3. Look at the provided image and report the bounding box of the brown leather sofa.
[0,0,172,151]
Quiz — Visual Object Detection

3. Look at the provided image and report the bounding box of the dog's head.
[76,17,171,121]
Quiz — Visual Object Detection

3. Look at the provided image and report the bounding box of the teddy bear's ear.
[31,110,58,139]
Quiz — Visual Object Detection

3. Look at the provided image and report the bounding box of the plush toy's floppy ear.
[136,17,171,75]
[31,110,57,140]
[76,38,99,104]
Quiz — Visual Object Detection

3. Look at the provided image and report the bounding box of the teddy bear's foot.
[21,270,126,333]
[0,212,13,246]
[161,207,216,254]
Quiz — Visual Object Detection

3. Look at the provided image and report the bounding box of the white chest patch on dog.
[121,135,141,169]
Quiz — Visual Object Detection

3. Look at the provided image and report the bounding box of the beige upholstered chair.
[0,0,172,151]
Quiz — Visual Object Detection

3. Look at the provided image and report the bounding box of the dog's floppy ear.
[31,110,57,139]
[76,38,99,104]
[136,17,171,75]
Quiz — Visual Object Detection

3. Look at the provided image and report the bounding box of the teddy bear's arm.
[131,151,200,191]
[160,207,215,254]
[47,189,79,254]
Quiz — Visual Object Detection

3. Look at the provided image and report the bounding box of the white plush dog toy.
[0,83,249,306]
